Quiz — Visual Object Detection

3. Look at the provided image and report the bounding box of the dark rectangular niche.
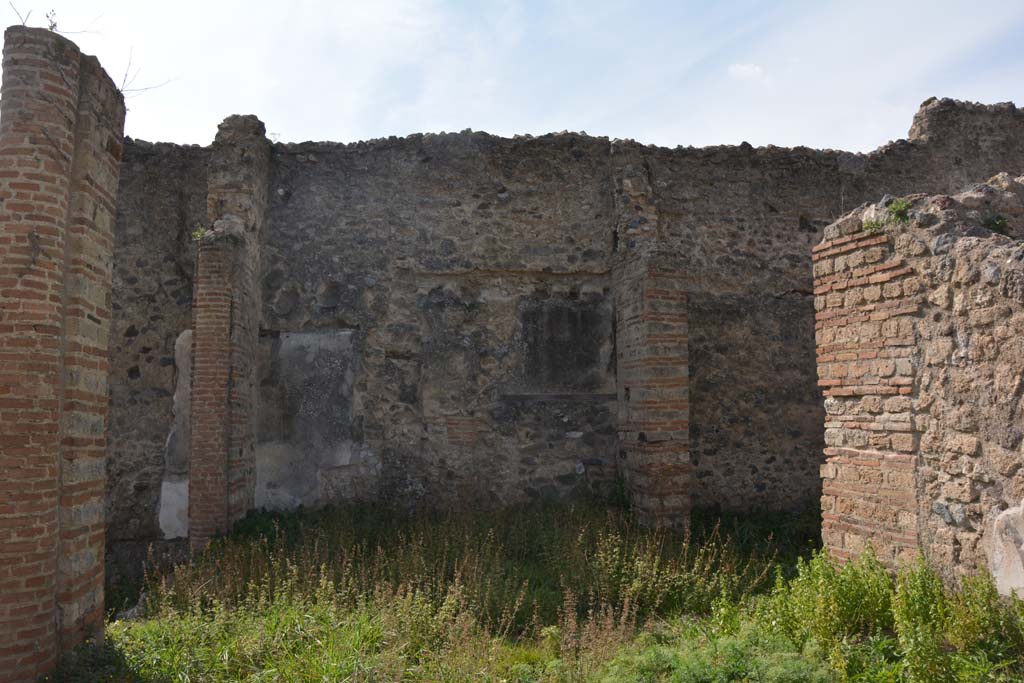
[519,295,613,392]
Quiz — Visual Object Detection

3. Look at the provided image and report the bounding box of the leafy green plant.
[887,198,912,224]
[862,218,885,234]
[757,547,894,679]
[893,559,954,683]
[597,625,833,683]
[190,223,208,241]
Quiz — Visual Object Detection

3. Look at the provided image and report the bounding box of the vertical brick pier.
[188,116,269,551]
[0,26,124,681]
[614,253,691,527]
[610,159,691,527]
[813,225,923,567]
[814,184,1024,588]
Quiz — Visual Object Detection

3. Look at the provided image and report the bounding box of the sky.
[6,0,1024,152]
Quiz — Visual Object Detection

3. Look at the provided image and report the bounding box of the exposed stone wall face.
[106,142,205,573]
[260,134,619,510]
[103,99,1024,556]
[0,26,124,682]
[814,174,1024,592]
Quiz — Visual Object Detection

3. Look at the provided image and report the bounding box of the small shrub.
[887,198,912,224]
[190,223,207,241]
[862,218,885,234]
[757,547,894,678]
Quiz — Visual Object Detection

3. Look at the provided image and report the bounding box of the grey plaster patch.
[255,330,379,509]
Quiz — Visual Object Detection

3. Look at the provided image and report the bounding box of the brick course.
[0,26,124,682]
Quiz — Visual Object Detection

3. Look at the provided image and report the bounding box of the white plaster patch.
[158,478,189,539]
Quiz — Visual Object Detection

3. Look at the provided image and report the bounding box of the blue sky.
[8,1,1024,151]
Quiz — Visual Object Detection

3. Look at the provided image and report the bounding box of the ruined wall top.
[3,25,124,111]
[824,171,1024,243]
[126,98,1022,161]
[908,97,1022,144]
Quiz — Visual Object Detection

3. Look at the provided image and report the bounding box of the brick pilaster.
[0,26,124,682]
[614,254,691,527]
[188,116,269,551]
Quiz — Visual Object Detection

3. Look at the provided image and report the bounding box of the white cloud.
[727,63,765,81]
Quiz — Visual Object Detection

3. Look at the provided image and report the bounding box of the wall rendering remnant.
[157,329,192,539]
[0,26,125,682]
[255,330,373,509]
[814,173,1024,592]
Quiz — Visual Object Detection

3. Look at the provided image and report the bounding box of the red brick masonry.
[813,230,923,567]
[0,26,124,682]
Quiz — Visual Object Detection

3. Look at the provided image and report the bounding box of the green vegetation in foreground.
[51,503,1024,682]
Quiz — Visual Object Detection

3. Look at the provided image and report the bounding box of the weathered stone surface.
[815,173,1024,590]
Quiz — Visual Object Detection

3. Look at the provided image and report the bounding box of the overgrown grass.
[51,504,1024,682]
[148,503,785,633]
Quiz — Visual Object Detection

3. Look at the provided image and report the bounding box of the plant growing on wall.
[887,198,912,224]
[862,218,885,234]
[862,198,913,235]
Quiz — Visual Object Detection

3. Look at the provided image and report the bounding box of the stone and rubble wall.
[106,142,205,578]
[259,133,620,511]
[104,99,1024,563]
[814,174,1024,593]
[646,100,1024,511]
[0,26,124,682]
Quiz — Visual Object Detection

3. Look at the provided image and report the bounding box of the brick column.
[0,26,124,682]
[813,225,922,567]
[614,254,691,527]
[188,116,269,551]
